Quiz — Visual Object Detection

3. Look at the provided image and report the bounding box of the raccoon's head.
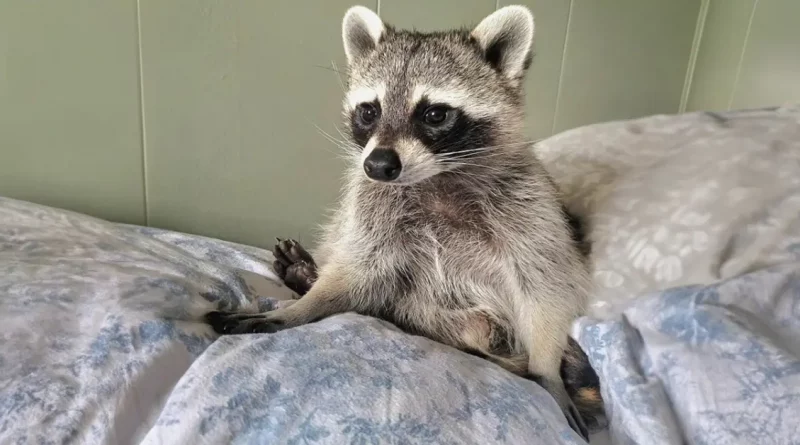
[341,5,535,185]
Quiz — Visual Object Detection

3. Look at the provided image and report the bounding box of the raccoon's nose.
[364,149,402,181]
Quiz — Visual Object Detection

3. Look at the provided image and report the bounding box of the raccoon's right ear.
[471,6,535,86]
[342,6,385,65]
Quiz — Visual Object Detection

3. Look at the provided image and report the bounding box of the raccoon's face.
[341,6,534,185]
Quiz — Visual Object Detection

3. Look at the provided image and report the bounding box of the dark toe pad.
[272,238,318,297]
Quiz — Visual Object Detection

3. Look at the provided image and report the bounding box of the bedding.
[2,106,799,444]
[0,197,587,445]
[537,104,800,320]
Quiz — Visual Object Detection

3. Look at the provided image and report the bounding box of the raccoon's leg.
[460,311,602,428]
[272,238,318,297]
[206,265,355,335]
[457,311,530,375]
[519,305,590,440]
[386,302,528,373]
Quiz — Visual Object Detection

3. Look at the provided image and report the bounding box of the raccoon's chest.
[422,194,500,244]
[353,217,498,274]
[413,221,504,283]
[348,185,513,291]
[381,202,506,292]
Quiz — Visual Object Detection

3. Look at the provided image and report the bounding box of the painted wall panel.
[730,0,800,109]
[500,0,571,139]
[553,0,700,132]
[685,0,756,112]
[380,0,495,31]
[140,0,374,247]
[0,0,145,224]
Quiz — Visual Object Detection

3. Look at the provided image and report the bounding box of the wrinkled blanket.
[2,196,799,444]
[0,197,585,445]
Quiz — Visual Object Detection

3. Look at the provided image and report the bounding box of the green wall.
[1,0,799,247]
[0,1,146,224]
[684,0,800,112]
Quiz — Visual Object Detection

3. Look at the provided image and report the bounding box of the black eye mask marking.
[350,100,381,147]
[411,98,495,155]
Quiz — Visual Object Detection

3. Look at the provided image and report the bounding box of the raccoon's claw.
[541,378,590,441]
[565,401,589,442]
[205,311,238,334]
[272,238,318,297]
[205,311,286,335]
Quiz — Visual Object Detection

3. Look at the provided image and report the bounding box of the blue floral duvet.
[1,196,799,445]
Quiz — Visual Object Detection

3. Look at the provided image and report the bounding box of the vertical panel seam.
[550,0,574,135]
[135,0,150,225]
[495,0,499,10]
[728,0,759,110]
[376,0,381,15]
[680,0,711,113]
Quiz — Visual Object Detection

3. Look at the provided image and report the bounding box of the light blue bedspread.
[1,196,799,444]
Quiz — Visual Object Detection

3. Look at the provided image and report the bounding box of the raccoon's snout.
[364,148,402,181]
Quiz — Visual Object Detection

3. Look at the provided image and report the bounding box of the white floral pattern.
[0,197,585,445]
[574,263,800,445]
[538,105,800,319]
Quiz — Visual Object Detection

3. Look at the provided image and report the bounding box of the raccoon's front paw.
[543,378,589,441]
[205,311,287,335]
[273,238,318,297]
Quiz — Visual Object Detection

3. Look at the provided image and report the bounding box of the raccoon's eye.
[357,103,380,126]
[423,106,450,126]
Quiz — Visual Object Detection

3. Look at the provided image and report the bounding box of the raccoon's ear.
[342,6,385,65]
[471,6,534,85]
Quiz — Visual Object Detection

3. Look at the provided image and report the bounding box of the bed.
[2,106,799,444]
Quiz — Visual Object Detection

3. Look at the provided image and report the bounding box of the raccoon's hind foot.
[562,337,604,431]
[205,311,287,335]
[272,238,318,297]
[537,377,589,441]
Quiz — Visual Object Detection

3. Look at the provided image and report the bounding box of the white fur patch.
[411,85,498,119]
[392,138,442,185]
[345,84,386,110]
[360,136,380,164]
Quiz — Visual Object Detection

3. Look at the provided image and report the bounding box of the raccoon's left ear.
[342,6,385,65]
[471,6,534,85]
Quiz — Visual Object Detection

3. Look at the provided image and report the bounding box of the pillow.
[536,105,800,318]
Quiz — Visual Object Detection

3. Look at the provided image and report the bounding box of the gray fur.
[209,5,591,438]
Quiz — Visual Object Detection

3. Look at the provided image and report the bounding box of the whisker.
[435,147,496,156]
[437,168,496,183]
[314,125,361,157]
[437,141,530,158]
[433,139,536,157]
[436,150,495,159]
[330,60,347,94]
[314,125,358,148]
[435,160,513,175]
[313,61,347,94]
[313,64,343,74]
[436,152,535,168]
[333,124,353,143]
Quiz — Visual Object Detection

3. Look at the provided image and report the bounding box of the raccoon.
[207,5,602,439]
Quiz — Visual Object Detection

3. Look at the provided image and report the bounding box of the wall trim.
[680,0,710,113]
